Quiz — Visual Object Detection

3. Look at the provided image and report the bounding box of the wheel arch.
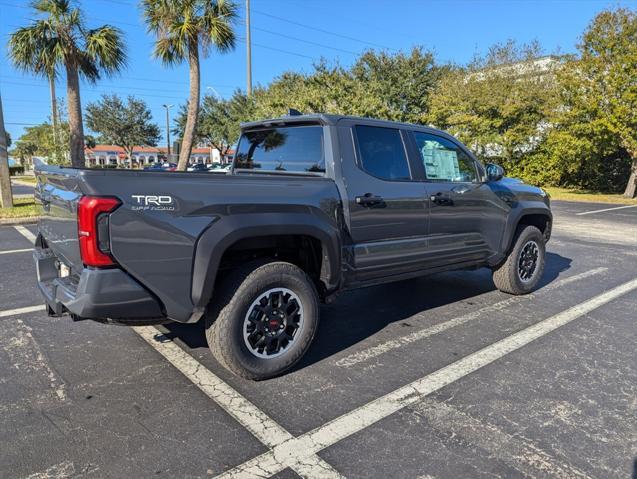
[502,207,552,255]
[191,213,341,312]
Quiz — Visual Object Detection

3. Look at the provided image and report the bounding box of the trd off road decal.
[131,195,176,211]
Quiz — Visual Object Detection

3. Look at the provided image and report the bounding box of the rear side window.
[413,132,477,182]
[235,125,324,173]
[355,125,410,181]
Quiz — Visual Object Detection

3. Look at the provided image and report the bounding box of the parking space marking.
[14,225,37,244]
[410,399,591,478]
[0,305,45,318]
[335,267,608,368]
[0,248,32,255]
[21,460,76,479]
[133,326,344,479]
[4,319,67,401]
[575,204,637,216]
[219,278,637,478]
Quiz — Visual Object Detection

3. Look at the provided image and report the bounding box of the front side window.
[355,125,410,181]
[235,125,324,173]
[413,132,477,182]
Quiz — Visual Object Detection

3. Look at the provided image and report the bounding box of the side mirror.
[486,163,505,182]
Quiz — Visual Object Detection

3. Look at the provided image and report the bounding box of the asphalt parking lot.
[1,201,635,479]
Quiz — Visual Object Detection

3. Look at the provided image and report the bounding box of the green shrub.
[9,166,25,176]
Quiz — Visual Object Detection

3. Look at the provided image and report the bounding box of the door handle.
[356,193,384,207]
[430,192,453,206]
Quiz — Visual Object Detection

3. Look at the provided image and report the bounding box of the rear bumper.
[34,247,166,324]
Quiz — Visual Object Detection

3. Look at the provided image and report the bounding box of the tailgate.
[35,164,84,272]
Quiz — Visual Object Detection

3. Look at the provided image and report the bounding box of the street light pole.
[162,104,173,159]
[246,0,252,96]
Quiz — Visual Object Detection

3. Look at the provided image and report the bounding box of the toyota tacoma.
[33,114,552,379]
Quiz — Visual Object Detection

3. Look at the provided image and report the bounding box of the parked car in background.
[161,162,177,172]
[143,163,165,171]
[208,164,231,173]
[187,163,209,172]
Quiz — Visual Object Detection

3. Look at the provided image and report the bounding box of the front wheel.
[205,261,320,380]
[492,225,546,295]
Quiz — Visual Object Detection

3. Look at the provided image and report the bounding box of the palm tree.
[8,0,126,167]
[143,0,237,171]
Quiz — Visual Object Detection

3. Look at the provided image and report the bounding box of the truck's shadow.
[162,252,571,371]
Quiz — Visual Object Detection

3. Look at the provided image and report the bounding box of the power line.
[0,76,223,94]
[251,9,397,51]
[1,0,334,64]
[251,25,359,56]
[0,81,188,101]
[236,38,316,60]
[0,74,234,88]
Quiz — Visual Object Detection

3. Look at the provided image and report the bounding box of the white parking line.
[133,326,344,479]
[218,277,637,478]
[0,248,32,255]
[14,225,37,244]
[575,204,637,216]
[0,305,45,318]
[335,267,608,368]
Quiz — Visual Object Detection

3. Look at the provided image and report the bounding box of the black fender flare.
[500,204,553,255]
[191,212,342,310]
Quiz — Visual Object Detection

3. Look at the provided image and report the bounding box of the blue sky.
[1,0,634,144]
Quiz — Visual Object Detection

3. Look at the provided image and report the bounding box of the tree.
[143,0,238,170]
[560,8,637,197]
[8,0,127,168]
[86,94,161,162]
[349,48,445,123]
[0,93,12,209]
[11,115,70,165]
[12,140,38,166]
[251,48,444,124]
[428,41,559,178]
[173,90,254,156]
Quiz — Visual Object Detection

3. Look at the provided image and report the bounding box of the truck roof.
[240,113,443,134]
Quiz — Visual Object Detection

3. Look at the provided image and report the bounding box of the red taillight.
[77,196,121,267]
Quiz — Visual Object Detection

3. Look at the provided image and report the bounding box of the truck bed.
[34,163,341,323]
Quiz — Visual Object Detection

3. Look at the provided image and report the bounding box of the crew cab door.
[409,130,508,265]
[336,120,429,282]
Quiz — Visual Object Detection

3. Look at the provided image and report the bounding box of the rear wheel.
[492,225,545,295]
[205,261,320,380]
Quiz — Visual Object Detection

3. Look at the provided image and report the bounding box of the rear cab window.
[354,125,411,181]
[234,125,325,174]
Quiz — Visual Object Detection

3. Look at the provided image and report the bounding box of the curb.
[0,217,40,226]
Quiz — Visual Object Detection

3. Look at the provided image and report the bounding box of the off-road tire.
[205,261,320,380]
[492,225,545,295]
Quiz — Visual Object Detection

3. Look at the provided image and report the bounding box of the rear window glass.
[355,125,410,181]
[234,125,325,173]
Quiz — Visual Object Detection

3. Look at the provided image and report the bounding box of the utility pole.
[246,0,252,96]
[48,74,60,160]
[0,91,14,209]
[162,104,173,159]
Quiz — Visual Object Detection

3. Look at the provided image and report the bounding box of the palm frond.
[8,21,61,77]
[200,0,238,55]
[31,0,70,16]
[153,36,185,65]
[76,51,100,82]
[84,25,127,80]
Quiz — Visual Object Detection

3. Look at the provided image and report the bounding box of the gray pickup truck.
[33,113,552,379]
